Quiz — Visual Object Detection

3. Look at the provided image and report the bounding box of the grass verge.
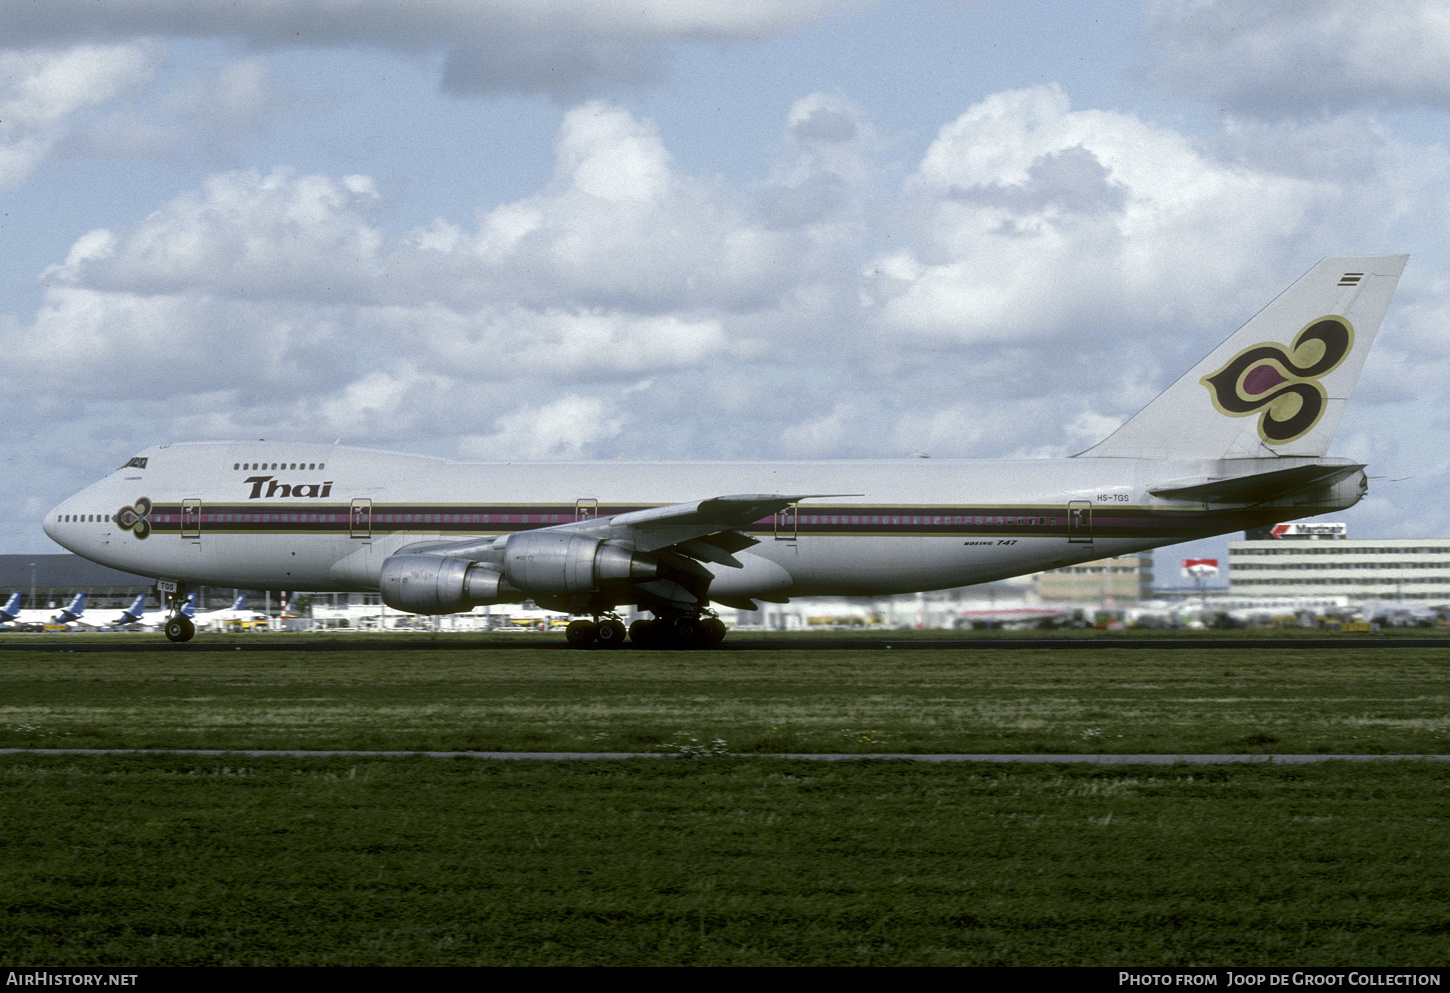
[0,645,1447,754]
[2,754,1448,966]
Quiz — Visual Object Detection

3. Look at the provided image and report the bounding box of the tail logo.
[1200,317,1354,445]
[117,497,153,540]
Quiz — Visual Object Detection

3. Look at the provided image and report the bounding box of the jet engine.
[378,554,507,615]
[378,533,659,614]
[501,532,658,594]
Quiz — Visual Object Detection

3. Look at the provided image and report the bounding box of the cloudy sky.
[4,0,1449,582]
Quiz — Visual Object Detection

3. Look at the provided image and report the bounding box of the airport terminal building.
[1035,554,1155,604]
[1228,524,1450,603]
[0,554,253,613]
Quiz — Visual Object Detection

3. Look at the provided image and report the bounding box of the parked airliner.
[109,593,148,628]
[192,594,270,631]
[44,256,1407,647]
[0,592,86,630]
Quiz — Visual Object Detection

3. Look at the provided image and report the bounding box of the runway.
[3,748,1447,763]
[3,635,1450,652]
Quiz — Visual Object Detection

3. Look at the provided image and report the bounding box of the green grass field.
[1,640,1447,754]
[3,756,1449,966]
[1,637,1448,966]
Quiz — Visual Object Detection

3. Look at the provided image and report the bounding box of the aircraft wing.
[556,493,826,556]
[385,492,858,613]
[395,492,844,568]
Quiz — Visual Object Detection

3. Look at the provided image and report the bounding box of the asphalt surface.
[2,635,1450,651]
[2,749,1447,763]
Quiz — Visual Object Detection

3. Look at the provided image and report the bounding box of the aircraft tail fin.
[0,591,20,622]
[1077,255,1407,460]
[56,592,85,623]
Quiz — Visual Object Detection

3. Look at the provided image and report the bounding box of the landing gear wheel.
[701,618,727,643]
[669,616,702,648]
[628,619,656,646]
[596,619,627,648]
[565,619,598,647]
[164,616,195,644]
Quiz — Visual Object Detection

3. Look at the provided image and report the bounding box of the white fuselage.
[44,441,1365,605]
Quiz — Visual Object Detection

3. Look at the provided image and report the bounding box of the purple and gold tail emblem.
[117,497,153,540]
[1200,317,1354,445]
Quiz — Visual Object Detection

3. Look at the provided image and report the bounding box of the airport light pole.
[29,562,35,609]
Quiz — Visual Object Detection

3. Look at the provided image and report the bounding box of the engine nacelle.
[379,554,507,614]
[378,534,659,615]
[502,531,658,594]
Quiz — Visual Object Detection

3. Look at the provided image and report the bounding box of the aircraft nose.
[42,501,65,546]
[44,494,88,553]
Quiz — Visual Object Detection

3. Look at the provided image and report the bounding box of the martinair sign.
[1271,522,1347,539]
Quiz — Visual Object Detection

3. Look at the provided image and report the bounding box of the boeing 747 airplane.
[44,255,1407,647]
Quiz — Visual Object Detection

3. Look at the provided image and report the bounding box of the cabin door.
[181,499,202,540]
[1067,500,1093,543]
[774,502,798,541]
[350,498,372,539]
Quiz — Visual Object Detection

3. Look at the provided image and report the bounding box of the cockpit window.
[121,457,148,470]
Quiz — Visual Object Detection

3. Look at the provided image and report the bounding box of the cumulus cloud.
[459,394,627,459]
[753,92,882,236]
[1147,0,1450,114]
[5,0,866,99]
[865,84,1330,353]
[0,42,159,189]
[390,101,823,314]
[403,306,736,379]
[315,364,454,439]
[6,82,1447,553]
[47,168,383,300]
[3,103,813,443]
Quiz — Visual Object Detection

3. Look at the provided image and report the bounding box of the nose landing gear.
[161,583,195,643]
[164,615,196,643]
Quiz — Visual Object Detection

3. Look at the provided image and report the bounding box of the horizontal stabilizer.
[1150,463,1365,504]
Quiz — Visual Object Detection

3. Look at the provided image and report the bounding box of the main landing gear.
[565,615,627,648]
[565,612,728,649]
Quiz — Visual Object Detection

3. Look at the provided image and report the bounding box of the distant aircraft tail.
[55,592,85,623]
[116,593,147,625]
[1077,255,1408,460]
[179,593,196,618]
[0,591,20,622]
[231,594,247,611]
